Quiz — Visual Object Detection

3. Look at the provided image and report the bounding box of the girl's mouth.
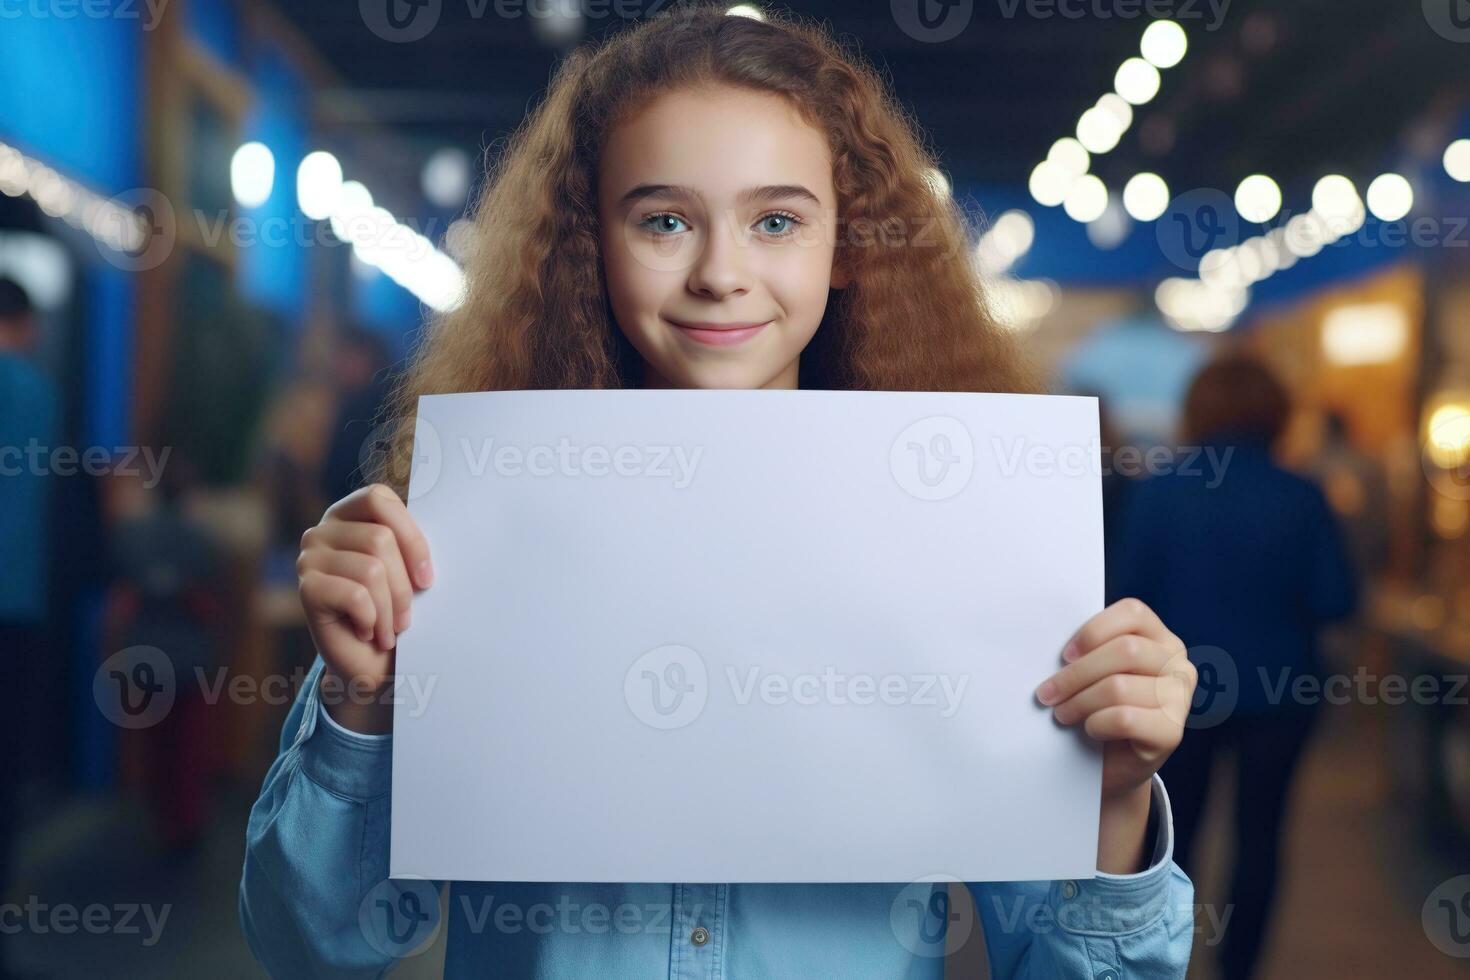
[667,318,772,347]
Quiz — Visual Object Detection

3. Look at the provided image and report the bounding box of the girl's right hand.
[297,483,434,734]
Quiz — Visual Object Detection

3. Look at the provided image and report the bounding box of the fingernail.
[1035,680,1058,705]
[399,608,412,631]
[416,559,434,589]
[1062,641,1080,662]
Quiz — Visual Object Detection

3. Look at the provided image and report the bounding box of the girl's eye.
[639,211,805,238]
[756,211,804,238]
[642,212,690,235]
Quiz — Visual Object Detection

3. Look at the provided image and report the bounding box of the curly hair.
[373,1,1037,495]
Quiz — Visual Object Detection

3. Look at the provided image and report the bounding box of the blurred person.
[1309,409,1390,583]
[1081,390,1139,606]
[1113,355,1359,980]
[1304,410,1389,673]
[0,276,57,977]
[319,323,393,507]
[1070,386,1139,605]
[241,8,1199,978]
[105,454,225,857]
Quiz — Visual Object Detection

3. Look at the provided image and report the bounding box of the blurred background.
[1,0,1469,976]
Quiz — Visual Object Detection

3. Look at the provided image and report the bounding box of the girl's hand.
[297,484,434,734]
[1035,598,1196,872]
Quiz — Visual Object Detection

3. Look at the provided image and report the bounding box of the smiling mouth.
[667,319,772,347]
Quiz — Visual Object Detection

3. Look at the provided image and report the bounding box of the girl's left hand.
[1035,597,1197,799]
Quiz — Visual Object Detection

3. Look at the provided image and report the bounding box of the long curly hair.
[373,1,1037,495]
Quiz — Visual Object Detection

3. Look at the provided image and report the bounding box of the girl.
[241,5,1198,976]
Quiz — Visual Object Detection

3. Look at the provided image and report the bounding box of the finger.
[1037,634,1174,706]
[305,520,415,632]
[1051,673,1158,726]
[301,569,377,647]
[316,617,391,691]
[1083,705,1182,762]
[326,484,434,589]
[302,549,399,651]
[1063,597,1178,661]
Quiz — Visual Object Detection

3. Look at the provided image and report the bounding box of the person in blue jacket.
[1114,354,1358,980]
[240,6,1198,976]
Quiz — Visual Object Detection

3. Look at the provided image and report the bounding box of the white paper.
[390,390,1104,884]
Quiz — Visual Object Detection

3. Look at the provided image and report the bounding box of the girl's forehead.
[599,86,834,204]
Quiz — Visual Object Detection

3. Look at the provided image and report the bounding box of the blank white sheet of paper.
[389,389,1104,884]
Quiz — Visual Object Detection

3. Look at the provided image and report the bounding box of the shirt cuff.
[1044,773,1181,936]
[317,695,394,744]
[291,658,394,801]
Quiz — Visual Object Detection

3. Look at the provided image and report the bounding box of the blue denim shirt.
[240,657,1195,978]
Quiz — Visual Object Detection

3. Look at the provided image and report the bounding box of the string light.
[1029,20,1188,222]
[0,140,148,254]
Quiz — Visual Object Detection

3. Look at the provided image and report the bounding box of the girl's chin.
[653,358,792,391]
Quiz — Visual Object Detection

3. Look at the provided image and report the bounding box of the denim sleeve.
[239,655,443,977]
[967,775,1195,979]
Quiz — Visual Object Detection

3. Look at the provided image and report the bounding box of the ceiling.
[274,0,1470,206]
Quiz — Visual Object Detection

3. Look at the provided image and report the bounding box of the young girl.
[241,5,1198,976]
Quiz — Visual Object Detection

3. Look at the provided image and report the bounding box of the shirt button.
[691,926,710,947]
[1095,970,1119,980]
[1061,881,1079,900]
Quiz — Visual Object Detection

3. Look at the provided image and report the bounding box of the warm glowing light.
[1234,174,1281,224]
[1122,172,1170,221]
[1312,175,1359,222]
[1077,107,1124,154]
[1029,160,1072,207]
[1114,58,1162,105]
[975,210,1035,275]
[1365,173,1413,222]
[231,142,275,209]
[1427,403,1470,469]
[1063,174,1108,223]
[1140,20,1187,69]
[1321,303,1409,366]
[1446,139,1470,183]
[1047,138,1090,178]
[297,151,343,221]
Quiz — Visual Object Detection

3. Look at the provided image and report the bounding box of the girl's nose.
[686,212,753,300]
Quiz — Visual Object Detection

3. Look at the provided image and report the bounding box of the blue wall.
[237,48,310,321]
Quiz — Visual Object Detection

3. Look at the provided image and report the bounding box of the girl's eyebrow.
[618,183,823,208]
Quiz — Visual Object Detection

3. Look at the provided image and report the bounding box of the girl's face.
[598,85,846,390]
